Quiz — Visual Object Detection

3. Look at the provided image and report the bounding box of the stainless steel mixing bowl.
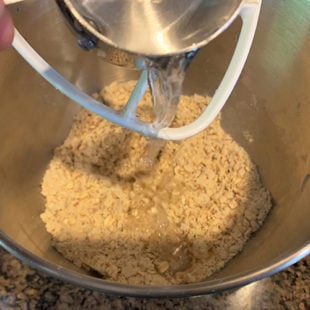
[0,0,309,297]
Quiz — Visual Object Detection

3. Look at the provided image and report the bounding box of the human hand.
[0,0,14,50]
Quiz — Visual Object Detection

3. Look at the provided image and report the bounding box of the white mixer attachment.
[12,0,262,140]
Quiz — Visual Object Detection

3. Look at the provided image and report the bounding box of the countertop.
[0,247,309,309]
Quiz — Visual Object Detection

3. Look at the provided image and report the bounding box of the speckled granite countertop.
[0,247,308,309]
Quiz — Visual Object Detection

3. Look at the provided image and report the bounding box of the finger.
[0,4,14,50]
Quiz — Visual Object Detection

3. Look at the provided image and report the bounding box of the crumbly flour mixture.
[41,81,272,285]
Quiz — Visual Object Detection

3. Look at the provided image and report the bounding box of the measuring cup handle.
[158,0,262,140]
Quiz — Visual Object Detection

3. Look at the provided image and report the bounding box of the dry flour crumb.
[41,81,272,285]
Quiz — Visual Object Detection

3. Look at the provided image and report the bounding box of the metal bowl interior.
[0,0,309,297]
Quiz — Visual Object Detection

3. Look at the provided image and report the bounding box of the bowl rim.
[0,231,309,298]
